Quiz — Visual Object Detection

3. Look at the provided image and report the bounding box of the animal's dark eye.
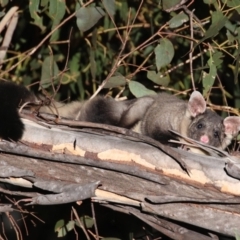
[214,131,219,138]
[197,123,203,129]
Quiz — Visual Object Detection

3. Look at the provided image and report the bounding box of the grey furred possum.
[1,81,240,151]
[40,91,240,151]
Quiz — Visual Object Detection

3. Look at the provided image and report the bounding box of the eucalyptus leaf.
[57,226,67,237]
[49,0,66,41]
[103,73,126,88]
[90,50,96,80]
[212,51,223,68]
[195,11,227,48]
[40,0,49,7]
[129,81,156,98]
[237,27,240,43]
[40,56,59,88]
[203,58,217,96]
[66,220,75,232]
[169,12,189,28]
[0,11,5,18]
[102,0,115,16]
[54,219,64,232]
[225,19,237,34]
[203,0,217,4]
[154,39,174,71]
[147,71,169,86]
[29,0,45,31]
[223,0,240,14]
[226,29,236,44]
[0,0,8,7]
[205,11,227,37]
[162,0,187,12]
[234,45,240,84]
[76,7,105,32]
[78,216,94,229]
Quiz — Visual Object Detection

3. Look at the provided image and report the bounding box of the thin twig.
[0,6,18,33]
[90,0,145,99]
[72,207,91,240]
[0,0,94,76]
[5,212,22,240]
[101,1,123,44]
[159,48,207,78]
[91,202,99,240]
[189,9,195,90]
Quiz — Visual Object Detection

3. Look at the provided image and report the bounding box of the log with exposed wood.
[0,111,239,239]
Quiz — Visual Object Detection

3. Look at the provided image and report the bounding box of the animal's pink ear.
[223,116,240,136]
[188,91,206,117]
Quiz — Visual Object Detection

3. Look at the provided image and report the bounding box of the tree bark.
[0,115,239,239]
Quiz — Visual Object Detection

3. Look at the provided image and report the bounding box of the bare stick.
[0,8,18,64]
[91,202,99,240]
[72,207,91,240]
[0,6,18,33]
[189,9,195,90]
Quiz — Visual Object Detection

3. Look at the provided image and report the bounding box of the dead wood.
[0,113,239,239]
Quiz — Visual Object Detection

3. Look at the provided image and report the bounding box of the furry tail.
[0,81,34,141]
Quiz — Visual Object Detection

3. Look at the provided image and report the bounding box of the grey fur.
[139,92,226,148]
[39,91,240,150]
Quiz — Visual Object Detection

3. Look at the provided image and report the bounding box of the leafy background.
[1,0,240,110]
[1,0,240,239]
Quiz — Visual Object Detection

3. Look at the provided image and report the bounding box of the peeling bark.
[0,116,239,238]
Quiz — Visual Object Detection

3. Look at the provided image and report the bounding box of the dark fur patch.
[0,81,32,141]
[83,97,121,125]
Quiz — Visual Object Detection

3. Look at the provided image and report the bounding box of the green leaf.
[129,81,156,98]
[54,219,65,232]
[235,231,240,240]
[40,56,60,88]
[202,57,217,96]
[69,52,81,77]
[162,0,185,11]
[226,29,237,44]
[142,45,154,57]
[225,19,237,34]
[90,50,96,80]
[237,27,240,43]
[49,0,66,41]
[40,0,49,7]
[57,226,67,237]
[236,134,240,142]
[0,11,5,18]
[195,11,227,48]
[117,1,128,20]
[205,11,227,37]
[169,12,189,28]
[154,39,174,71]
[103,73,126,88]
[66,220,75,232]
[29,0,46,31]
[0,0,9,7]
[78,216,94,229]
[147,71,170,86]
[233,43,240,84]
[76,7,105,32]
[203,0,217,5]
[102,0,115,16]
[212,51,223,68]
[223,0,240,14]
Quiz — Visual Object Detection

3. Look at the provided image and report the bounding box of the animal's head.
[187,91,240,149]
